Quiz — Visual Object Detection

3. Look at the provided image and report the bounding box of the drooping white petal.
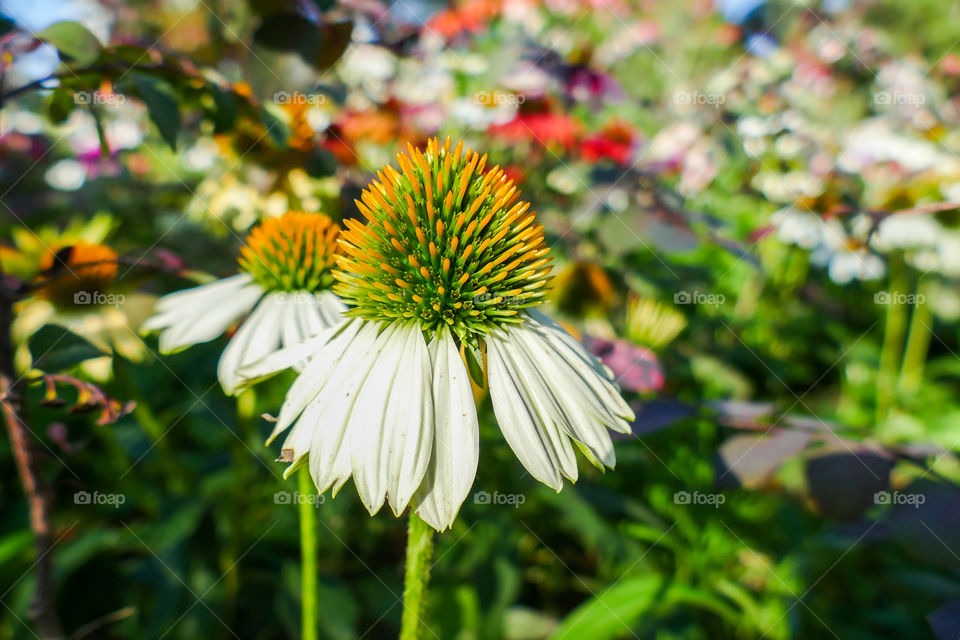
[218,292,287,394]
[385,326,434,515]
[294,321,385,495]
[492,332,580,481]
[274,320,383,497]
[526,310,634,427]
[280,292,321,348]
[413,328,479,532]
[144,275,263,353]
[349,323,434,516]
[506,324,617,467]
[266,319,365,444]
[486,333,564,491]
[235,323,340,386]
[150,273,256,315]
[315,290,347,326]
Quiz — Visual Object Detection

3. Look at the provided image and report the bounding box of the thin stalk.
[876,258,908,423]
[399,514,434,640]
[898,281,933,395]
[298,466,319,640]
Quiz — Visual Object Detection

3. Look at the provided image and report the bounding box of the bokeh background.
[2,0,960,638]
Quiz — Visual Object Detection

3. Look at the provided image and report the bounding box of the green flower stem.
[876,258,908,423]
[400,513,434,640]
[298,466,319,640]
[898,281,933,395]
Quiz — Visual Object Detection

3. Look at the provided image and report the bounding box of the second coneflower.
[143,211,346,394]
[244,138,634,531]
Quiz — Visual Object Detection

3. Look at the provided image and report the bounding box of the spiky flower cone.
[238,212,340,293]
[334,138,552,346]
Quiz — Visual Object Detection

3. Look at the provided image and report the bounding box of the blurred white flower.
[45,159,86,191]
[871,214,942,252]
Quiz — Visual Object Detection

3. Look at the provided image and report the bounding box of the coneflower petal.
[487,328,579,482]
[504,321,619,467]
[350,323,433,516]
[268,319,366,444]
[218,292,288,395]
[146,275,263,353]
[491,329,580,481]
[525,310,635,429]
[486,334,564,491]
[149,273,257,316]
[413,327,480,531]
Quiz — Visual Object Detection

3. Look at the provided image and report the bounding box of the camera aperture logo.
[674,290,725,307]
[674,490,725,507]
[473,490,525,508]
[74,290,125,308]
[74,491,125,508]
[274,490,325,506]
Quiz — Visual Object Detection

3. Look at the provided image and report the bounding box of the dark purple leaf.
[886,479,960,571]
[805,448,892,521]
[928,599,960,640]
[628,398,695,437]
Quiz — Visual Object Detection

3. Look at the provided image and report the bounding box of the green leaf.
[208,85,237,134]
[261,105,291,148]
[305,148,337,178]
[549,576,662,640]
[29,325,106,372]
[464,343,485,388]
[254,14,352,71]
[133,75,180,150]
[37,21,102,67]
[47,88,76,124]
[0,15,15,37]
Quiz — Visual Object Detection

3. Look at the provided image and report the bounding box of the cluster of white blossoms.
[146,138,635,532]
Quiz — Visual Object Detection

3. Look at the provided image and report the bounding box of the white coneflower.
[246,138,634,531]
[143,212,346,394]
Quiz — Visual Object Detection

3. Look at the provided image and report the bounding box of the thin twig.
[0,266,64,639]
